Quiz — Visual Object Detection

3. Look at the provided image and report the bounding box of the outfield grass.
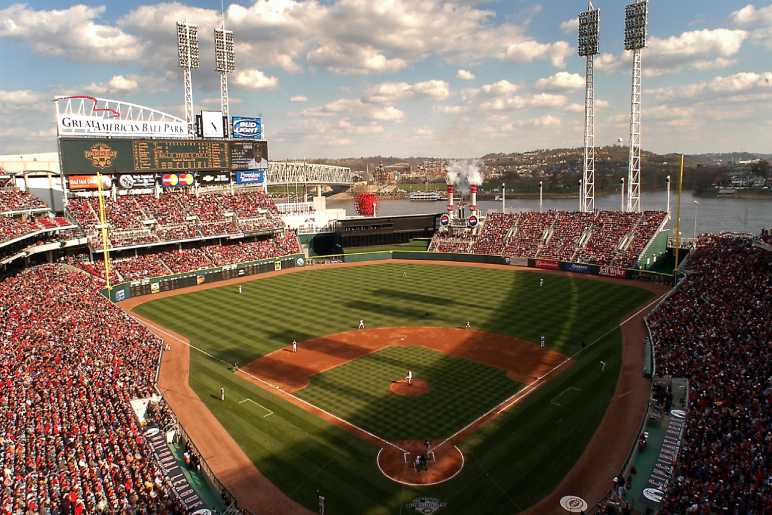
[134,263,655,514]
[297,346,520,440]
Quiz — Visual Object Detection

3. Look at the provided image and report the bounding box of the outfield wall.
[102,254,304,302]
[104,250,672,301]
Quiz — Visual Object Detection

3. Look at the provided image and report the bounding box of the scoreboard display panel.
[59,137,268,174]
[133,139,229,171]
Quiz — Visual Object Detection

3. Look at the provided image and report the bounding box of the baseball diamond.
[126,261,664,514]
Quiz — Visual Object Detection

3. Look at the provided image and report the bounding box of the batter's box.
[550,386,583,407]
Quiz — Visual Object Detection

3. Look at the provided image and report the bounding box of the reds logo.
[84,143,118,169]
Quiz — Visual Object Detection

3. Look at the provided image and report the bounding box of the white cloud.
[479,93,568,112]
[457,69,475,81]
[290,96,308,103]
[504,40,572,68]
[594,53,623,72]
[415,127,433,137]
[731,4,772,50]
[234,69,279,90]
[303,98,404,123]
[0,4,142,62]
[478,80,520,96]
[560,18,579,34]
[536,72,584,91]
[434,105,466,114]
[651,71,772,102]
[0,90,49,111]
[365,80,449,103]
[85,75,140,95]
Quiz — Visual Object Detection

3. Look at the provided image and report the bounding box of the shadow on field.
[343,300,443,321]
[370,289,470,308]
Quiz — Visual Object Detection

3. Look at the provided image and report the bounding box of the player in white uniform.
[465,321,471,329]
[358,319,365,329]
[238,285,243,295]
[539,277,544,288]
[406,370,413,385]
[292,339,297,353]
[540,335,545,348]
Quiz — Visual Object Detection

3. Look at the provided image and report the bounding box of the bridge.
[267,161,353,185]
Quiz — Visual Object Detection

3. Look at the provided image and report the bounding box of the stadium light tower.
[578,1,600,214]
[624,0,648,212]
[215,25,235,135]
[177,21,200,136]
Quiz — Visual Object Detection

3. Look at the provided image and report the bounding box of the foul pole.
[95,172,112,290]
[578,1,600,213]
[624,0,648,212]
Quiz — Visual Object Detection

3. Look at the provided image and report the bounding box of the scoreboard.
[133,140,229,171]
[59,137,268,175]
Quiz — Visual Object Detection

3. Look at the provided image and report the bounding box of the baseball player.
[405,370,413,385]
[465,320,471,329]
[600,360,607,372]
[540,335,545,349]
[358,319,365,330]
[539,277,544,288]
[292,339,297,353]
[238,285,243,295]
[219,386,225,401]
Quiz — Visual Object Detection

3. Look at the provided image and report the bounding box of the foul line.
[434,291,668,452]
[129,313,408,454]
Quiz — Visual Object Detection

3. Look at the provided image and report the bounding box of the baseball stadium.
[1,2,770,515]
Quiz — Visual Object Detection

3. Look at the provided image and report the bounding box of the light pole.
[578,179,583,212]
[501,183,505,213]
[539,181,543,213]
[666,175,671,215]
[692,200,699,239]
[176,21,200,136]
[578,1,600,213]
[620,178,625,211]
[624,0,648,212]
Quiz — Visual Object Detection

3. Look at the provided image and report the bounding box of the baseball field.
[129,261,660,514]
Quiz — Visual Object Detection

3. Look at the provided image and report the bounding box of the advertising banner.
[231,116,263,140]
[196,171,231,185]
[599,265,627,278]
[230,141,268,170]
[161,173,194,188]
[116,174,155,190]
[559,262,599,275]
[57,114,187,139]
[534,259,560,270]
[60,138,135,175]
[67,175,113,190]
[507,257,529,266]
[234,170,265,184]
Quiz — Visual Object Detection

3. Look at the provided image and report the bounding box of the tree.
[750,160,770,178]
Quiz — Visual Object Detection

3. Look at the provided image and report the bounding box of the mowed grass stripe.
[134,263,656,514]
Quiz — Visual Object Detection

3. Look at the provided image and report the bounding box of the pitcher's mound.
[390,379,430,396]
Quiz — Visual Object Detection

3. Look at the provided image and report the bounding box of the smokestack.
[470,184,478,213]
[447,184,454,215]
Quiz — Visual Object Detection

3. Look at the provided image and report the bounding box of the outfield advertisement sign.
[560,262,598,275]
[599,265,626,278]
[234,170,266,184]
[197,171,231,185]
[507,257,529,266]
[161,173,194,188]
[60,138,135,175]
[640,409,687,508]
[117,174,155,190]
[67,174,113,190]
[533,259,560,270]
[231,116,263,140]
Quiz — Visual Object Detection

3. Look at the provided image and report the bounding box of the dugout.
[336,213,439,248]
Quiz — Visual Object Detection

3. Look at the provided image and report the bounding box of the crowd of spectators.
[0,265,183,514]
[646,233,771,514]
[69,231,301,283]
[0,189,48,214]
[438,210,667,268]
[66,190,284,250]
[428,230,476,253]
[1,214,75,247]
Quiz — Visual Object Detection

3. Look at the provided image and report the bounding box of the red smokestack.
[447,184,454,214]
[470,184,478,212]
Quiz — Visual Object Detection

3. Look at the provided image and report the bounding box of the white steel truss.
[268,162,353,185]
[582,54,596,213]
[627,49,642,212]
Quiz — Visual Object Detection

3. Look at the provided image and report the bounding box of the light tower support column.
[582,54,596,213]
[177,21,200,137]
[215,27,235,136]
[577,2,600,213]
[624,0,648,212]
[627,48,643,212]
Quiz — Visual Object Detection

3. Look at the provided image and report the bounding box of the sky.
[0,0,771,159]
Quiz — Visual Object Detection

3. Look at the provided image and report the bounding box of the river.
[327,191,771,236]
